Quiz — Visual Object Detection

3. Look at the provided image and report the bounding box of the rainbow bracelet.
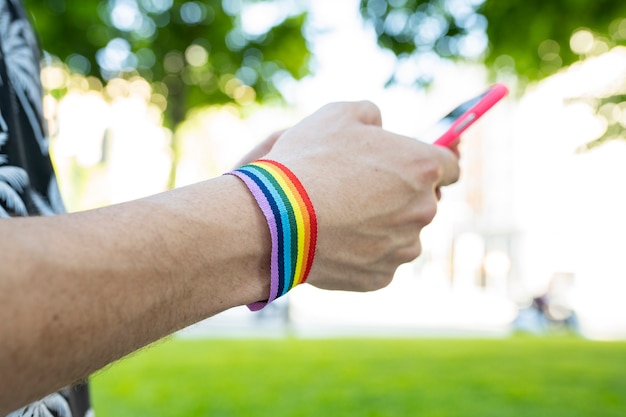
[227,159,318,311]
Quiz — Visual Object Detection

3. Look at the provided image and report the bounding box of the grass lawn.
[91,335,626,416]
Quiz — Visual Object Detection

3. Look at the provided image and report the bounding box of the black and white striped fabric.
[1,0,92,415]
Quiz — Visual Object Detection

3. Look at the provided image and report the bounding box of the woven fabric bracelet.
[227,159,318,311]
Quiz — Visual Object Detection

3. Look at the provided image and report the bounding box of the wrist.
[155,175,272,317]
[226,159,318,310]
[206,175,273,310]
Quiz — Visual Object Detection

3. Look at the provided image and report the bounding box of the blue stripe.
[246,164,299,295]
[238,165,292,295]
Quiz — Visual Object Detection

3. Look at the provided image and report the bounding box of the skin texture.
[0,101,459,414]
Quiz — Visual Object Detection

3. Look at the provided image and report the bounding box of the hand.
[235,130,284,167]
[264,101,460,292]
[0,101,458,411]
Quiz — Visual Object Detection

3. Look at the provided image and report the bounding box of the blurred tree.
[359,0,626,146]
[360,0,626,82]
[24,0,311,185]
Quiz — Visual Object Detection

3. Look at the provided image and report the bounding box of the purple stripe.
[228,170,280,311]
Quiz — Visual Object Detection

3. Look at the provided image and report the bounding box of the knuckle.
[358,99,381,113]
[426,200,438,222]
[396,241,423,264]
[416,198,438,225]
[356,100,383,124]
[368,271,394,291]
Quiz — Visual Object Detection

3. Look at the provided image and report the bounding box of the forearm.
[0,101,461,414]
[0,175,269,413]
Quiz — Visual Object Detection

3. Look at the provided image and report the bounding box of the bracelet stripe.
[253,164,302,291]
[237,165,294,297]
[245,160,317,290]
[229,169,284,304]
[256,166,298,292]
[262,159,318,288]
[277,164,316,283]
[257,160,312,293]
[227,159,317,310]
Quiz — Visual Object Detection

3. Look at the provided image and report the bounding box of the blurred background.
[31,0,626,340]
[25,0,626,415]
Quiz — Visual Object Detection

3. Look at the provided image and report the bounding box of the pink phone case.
[433,83,508,148]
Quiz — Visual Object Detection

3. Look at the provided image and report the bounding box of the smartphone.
[420,83,508,148]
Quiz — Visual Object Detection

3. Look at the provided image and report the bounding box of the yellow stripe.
[256,161,308,288]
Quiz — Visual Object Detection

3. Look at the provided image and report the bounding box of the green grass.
[91,336,626,416]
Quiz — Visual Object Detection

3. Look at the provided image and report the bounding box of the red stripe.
[259,160,318,283]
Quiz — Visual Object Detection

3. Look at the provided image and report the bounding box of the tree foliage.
[24,0,311,126]
[359,0,626,82]
[481,0,626,80]
[360,0,626,145]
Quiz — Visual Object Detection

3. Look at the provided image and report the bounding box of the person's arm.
[0,175,271,412]
[0,101,459,413]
